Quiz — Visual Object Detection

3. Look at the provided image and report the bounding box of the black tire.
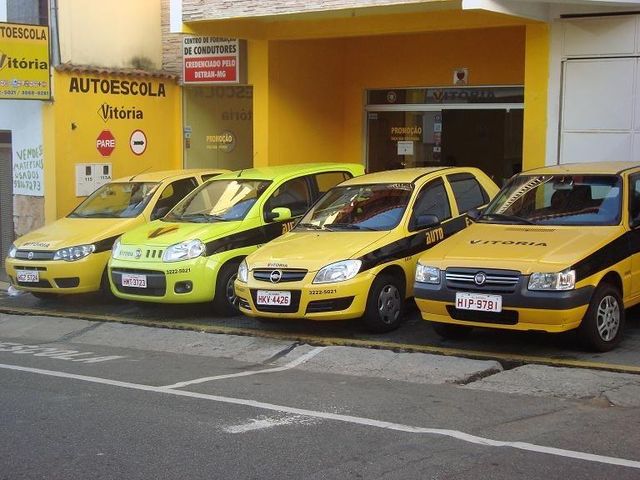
[31,292,59,301]
[578,283,625,352]
[213,261,241,317]
[363,274,405,333]
[432,322,473,340]
[98,268,117,301]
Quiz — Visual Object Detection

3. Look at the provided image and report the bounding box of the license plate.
[16,270,39,283]
[121,273,147,288]
[455,292,502,312]
[256,290,291,306]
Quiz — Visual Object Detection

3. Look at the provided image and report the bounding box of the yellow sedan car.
[5,169,226,299]
[236,167,499,332]
[414,161,640,351]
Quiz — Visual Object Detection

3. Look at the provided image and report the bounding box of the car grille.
[249,289,301,313]
[446,305,519,325]
[143,248,164,260]
[306,297,354,314]
[15,250,55,261]
[252,269,308,283]
[55,277,80,288]
[111,268,167,297]
[445,268,520,294]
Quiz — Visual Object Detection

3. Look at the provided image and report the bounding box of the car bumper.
[108,256,219,303]
[5,252,109,294]
[235,271,375,320]
[413,280,595,333]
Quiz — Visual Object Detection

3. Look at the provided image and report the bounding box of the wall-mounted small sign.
[75,163,112,197]
[453,68,469,86]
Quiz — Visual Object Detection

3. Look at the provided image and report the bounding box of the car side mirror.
[151,206,170,220]
[467,208,482,221]
[266,207,292,222]
[413,214,440,231]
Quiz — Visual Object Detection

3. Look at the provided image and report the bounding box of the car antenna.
[129,166,152,181]
[237,169,244,177]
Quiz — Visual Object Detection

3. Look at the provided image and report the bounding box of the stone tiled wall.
[161,0,184,77]
[183,0,429,20]
[13,196,44,236]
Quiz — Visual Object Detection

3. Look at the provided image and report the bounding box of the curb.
[1,304,639,376]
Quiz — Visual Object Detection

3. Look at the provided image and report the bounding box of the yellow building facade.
[175,3,549,184]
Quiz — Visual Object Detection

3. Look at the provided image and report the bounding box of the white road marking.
[161,346,327,389]
[0,341,125,363]
[223,415,313,434]
[1,363,640,470]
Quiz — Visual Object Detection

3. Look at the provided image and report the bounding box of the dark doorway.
[0,131,13,281]
[366,108,523,185]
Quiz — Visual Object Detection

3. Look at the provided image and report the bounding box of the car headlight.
[313,260,361,284]
[7,243,17,258]
[111,237,122,259]
[415,264,441,284]
[53,244,96,261]
[162,239,205,263]
[237,259,248,283]
[528,270,575,291]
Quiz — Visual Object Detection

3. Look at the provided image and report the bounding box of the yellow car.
[235,167,499,332]
[108,163,364,314]
[5,169,226,299]
[414,161,640,351]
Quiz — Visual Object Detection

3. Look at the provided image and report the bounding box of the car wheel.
[431,322,473,340]
[213,261,241,317]
[578,283,625,352]
[99,268,116,300]
[363,274,404,333]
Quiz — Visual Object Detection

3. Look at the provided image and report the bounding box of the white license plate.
[256,290,291,306]
[121,273,148,288]
[455,292,502,312]
[16,270,39,283]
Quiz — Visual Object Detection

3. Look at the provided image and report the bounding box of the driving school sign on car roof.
[0,22,50,100]
[182,36,246,85]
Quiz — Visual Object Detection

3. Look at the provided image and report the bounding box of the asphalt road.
[1,318,640,480]
[1,288,639,372]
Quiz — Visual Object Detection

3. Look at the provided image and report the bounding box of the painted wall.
[259,27,525,167]
[0,100,45,234]
[52,71,182,217]
[57,0,162,69]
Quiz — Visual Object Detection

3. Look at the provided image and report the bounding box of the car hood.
[246,230,391,272]
[421,223,624,274]
[119,219,242,247]
[14,217,141,251]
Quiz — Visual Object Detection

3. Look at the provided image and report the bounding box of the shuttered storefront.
[0,131,13,281]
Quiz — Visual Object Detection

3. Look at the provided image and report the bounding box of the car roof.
[523,162,640,176]
[111,168,228,183]
[340,167,452,185]
[211,162,363,181]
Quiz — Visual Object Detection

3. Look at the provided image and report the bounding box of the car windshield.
[68,182,159,218]
[481,174,622,226]
[165,179,272,223]
[297,183,413,232]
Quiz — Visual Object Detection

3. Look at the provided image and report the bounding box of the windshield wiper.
[480,213,536,225]
[296,222,324,231]
[178,213,229,223]
[328,223,377,231]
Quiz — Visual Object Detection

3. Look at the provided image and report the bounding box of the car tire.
[431,322,473,340]
[363,273,405,333]
[213,261,241,317]
[99,268,116,301]
[578,282,625,352]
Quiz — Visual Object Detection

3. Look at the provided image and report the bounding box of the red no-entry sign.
[96,130,116,157]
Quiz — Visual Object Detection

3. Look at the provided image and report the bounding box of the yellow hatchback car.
[236,167,499,332]
[414,162,640,351]
[108,163,364,315]
[5,169,226,299]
